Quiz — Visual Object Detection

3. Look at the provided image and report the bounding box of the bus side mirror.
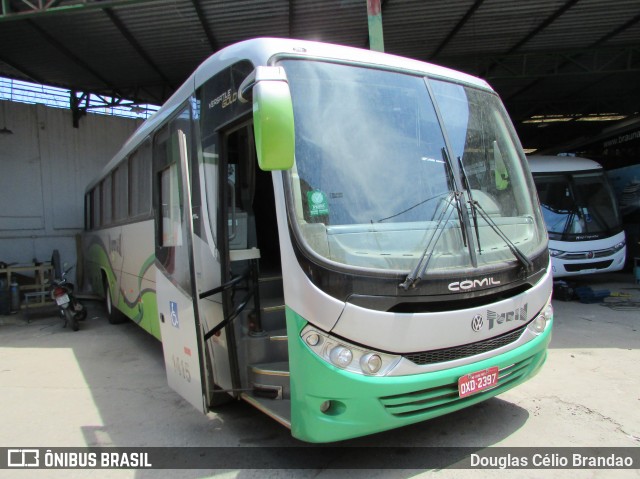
[239,66,295,171]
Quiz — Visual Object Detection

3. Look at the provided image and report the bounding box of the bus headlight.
[330,346,353,368]
[301,326,401,376]
[361,353,383,374]
[549,248,563,257]
[530,315,547,333]
[305,332,321,347]
[613,241,625,252]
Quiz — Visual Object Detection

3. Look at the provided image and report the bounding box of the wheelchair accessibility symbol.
[169,301,179,328]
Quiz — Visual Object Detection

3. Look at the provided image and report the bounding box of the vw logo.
[471,315,484,332]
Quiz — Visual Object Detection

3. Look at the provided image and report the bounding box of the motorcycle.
[50,265,86,331]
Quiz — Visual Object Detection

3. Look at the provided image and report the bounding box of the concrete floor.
[0,273,638,479]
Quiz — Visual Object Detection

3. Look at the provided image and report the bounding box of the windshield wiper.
[471,200,534,272]
[457,156,482,254]
[400,192,457,291]
[441,147,468,249]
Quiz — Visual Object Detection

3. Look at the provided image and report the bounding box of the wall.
[0,99,142,283]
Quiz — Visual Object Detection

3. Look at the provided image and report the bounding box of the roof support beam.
[505,12,640,111]
[0,0,167,22]
[27,20,115,89]
[429,0,485,60]
[507,0,581,55]
[0,55,46,84]
[481,0,581,77]
[191,0,218,52]
[103,7,173,90]
[453,46,640,80]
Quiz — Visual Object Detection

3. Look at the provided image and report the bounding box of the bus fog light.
[329,346,353,368]
[320,400,331,413]
[530,315,547,333]
[360,353,382,374]
[305,333,321,346]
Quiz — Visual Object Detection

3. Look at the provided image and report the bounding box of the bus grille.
[564,260,613,272]
[563,248,619,260]
[380,357,534,417]
[403,325,526,366]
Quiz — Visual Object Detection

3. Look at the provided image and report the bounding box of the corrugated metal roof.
[0,0,638,153]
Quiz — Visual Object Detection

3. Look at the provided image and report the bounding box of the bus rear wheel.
[104,277,126,324]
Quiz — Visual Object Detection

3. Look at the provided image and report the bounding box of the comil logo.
[448,277,500,292]
[8,449,39,467]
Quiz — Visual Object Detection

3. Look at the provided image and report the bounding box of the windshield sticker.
[307,190,329,216]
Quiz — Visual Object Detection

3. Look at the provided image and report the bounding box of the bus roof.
[87,38,494,192]
[527,155,603,174]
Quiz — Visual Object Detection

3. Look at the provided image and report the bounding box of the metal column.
[367,0,384,52]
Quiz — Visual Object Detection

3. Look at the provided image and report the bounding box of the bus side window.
[92,185,101,229]
[101,175,112,227]
[113,161,128,222]
[84,193,92,230]
[129,140,152,219]
[159,163,183,247]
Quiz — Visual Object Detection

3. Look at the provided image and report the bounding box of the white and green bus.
[83,38,553,443]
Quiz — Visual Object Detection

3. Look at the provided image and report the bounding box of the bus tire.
[103,277,127,324]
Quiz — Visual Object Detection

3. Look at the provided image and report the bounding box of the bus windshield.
[533,170,622,240]
[281,59,545,273]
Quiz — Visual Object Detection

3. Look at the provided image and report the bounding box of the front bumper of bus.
[549,235,626,278]
[286,307,552,443]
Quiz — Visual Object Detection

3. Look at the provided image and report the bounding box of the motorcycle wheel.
[65,308,79,331]
[75,302,87,321]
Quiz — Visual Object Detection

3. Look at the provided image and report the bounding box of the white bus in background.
[528,155,626,278]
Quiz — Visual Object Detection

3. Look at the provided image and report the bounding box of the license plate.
[458,366,499,398]
[55,294,70,306]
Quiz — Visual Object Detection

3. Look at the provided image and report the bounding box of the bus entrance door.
[154,121,208,414]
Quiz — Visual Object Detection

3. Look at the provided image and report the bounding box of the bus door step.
[240,393,292,430]
[250,361,290,399]
[253,384,282,399]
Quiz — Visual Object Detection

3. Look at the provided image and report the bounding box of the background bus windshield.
[534,171,622,240]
